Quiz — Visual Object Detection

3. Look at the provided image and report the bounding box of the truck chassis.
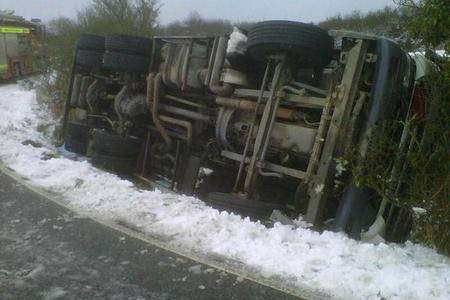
[62,22,420,242]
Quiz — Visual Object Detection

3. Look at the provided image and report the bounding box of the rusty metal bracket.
[305,40,370,225]
[243,60,286,195]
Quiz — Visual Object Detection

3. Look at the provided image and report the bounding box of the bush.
[353,0,449,255]
[319,7,406,39]
[162,11,232,36]
[399,0,450,51]
[353,70,449,254]
[397,0,449,255]
[409,71,449,254]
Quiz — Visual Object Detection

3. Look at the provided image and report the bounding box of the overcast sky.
[1,0,394,25]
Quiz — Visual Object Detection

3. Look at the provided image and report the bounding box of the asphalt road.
[0,171,298,300]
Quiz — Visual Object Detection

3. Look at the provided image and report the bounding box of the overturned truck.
[62,21,426,242]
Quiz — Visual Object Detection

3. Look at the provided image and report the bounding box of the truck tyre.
[76,34,105,51]
[64,121,91,155]
[247,20,333,67]
[91,153,137,174]
[91,129,143,158]
[105,34,152,56]
[103,51,150,73]
[75,50,103,69]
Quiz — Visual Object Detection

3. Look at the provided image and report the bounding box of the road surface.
[0,170,298,300]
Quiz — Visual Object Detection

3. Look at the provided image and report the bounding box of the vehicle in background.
[0,10,43,81]
[61,21,429,243]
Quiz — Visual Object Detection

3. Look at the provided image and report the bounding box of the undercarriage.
[62,21,418,242]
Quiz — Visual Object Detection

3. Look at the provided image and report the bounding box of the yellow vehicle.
[0,11,41,80]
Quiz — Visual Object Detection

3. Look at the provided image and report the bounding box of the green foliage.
[161,11,257,37]
[352,120,405,202]
[354,70,449,254]
[398,0,450,51]
[319,6,408,39]
[162,11,233,36]
[397,0,449,255]
[78,0,159,36]
[41,18,81,104]
[353,0,449,254]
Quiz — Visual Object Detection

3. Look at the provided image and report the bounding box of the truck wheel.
[76,34,105,51]
[75,50,103,70]
[105,34,152,56]
[91,129,143,158]
[247,20,333,67]
[103,51,150,73]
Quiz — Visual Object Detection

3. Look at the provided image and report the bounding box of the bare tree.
[77,0,159,36]
[163,11,232,36]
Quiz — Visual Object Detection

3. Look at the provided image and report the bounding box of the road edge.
[0,162,330,300]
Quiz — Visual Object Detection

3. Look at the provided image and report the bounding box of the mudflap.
[179,155,202,196]
[205,192,286,219]
[333,184,375,239]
